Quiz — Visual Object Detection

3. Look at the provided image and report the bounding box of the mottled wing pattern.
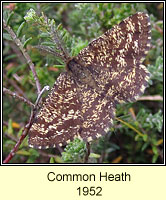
[29,12,151,149]
[77,84,116,142]
[75,12,151,103]
[28,72,83,149]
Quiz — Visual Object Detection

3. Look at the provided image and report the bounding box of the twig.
[154,24,163,35]
[34,85,50,107]
[38,150,58,159]
[3,19,41,95]
[34,45,65,60]
[3,87,34,108]
[3,72,27,98]
[3,105,36,164]
[4,132,18,143]
[36,3,41,16]
[3,86,50,164]
[3,112,34,163]
[3,121,9,127]
[10,42,25,63]
[98,151,106,163]
[84,142,90,163]
[115,117,144,137]
[138,95,163,101]
[129,107,146,134]
[56,145,63,154]
[50,24,70,62]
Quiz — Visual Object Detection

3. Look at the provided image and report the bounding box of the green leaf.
[16,21,25,37]
[53,65,65,68]
[152,145,158,155]
[143,134,148,142]
[49,157,55,163]
[17,127,24,137]
[4,54,17,61]
[24,8,37,22]
[141,143,149,152]
[41,41,55,46]
[152,154,158,163]
[3,33,12,41]
[62,138,86,163]
[16,150,30,156]
[23,37,32,48]
[8,119,13,135]
[54,156,63,163]
[89,153,101,158]
[38,32,50,38]
[7,11,14,25]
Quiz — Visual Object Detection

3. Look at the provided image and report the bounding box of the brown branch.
[3,86,50,164]
[10,42,25,63]
[84,142,90,163]
[36,3,41,16]
[3,94,42,164]
[3,121,9,127]
[3,19,41,95]
[99,151,106,163]
[3,87,34,108]
[3,72,27,98]
[3,111,34,164]
[154,24,163,35]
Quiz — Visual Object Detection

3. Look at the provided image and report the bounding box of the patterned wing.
[74,12,151,103]
[28,72,116,148]
[76,84,116,142]
[28,72,83,149]
[29,12,151,149]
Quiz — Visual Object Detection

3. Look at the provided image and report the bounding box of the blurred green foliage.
[3,2,163,164]
[61,138,87,163]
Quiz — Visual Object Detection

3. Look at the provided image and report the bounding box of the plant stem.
[3,19,41,95]
[3,87,34,108]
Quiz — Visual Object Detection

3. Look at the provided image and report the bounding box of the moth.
[29,12,151,149]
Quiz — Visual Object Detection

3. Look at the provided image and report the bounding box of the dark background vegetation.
[3,3,163,164]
